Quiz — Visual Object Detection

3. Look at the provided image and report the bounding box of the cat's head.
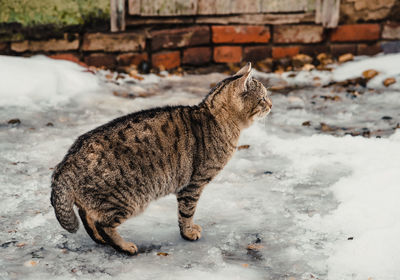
[203,62,272,128]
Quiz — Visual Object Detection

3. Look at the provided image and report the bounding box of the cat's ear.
[235,62,252,76]
[236,63,252,92]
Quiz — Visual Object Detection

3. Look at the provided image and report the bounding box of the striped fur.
[50,63,272,255]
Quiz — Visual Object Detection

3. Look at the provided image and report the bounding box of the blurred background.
[0,0,399,72]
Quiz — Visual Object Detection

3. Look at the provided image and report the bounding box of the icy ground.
[1,55,400,280]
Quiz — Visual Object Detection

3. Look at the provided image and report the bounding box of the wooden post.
[316,0,340,28]
[111,0,126,32]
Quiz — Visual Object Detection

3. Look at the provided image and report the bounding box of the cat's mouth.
[251,106,271,120]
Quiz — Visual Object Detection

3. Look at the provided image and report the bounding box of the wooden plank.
[126,16,195,25]
[128,0,141,15]
[140,0,197,16]
[111,0,126,32]
[261,0,315,13]
[126,13,315,26]
[230,0,261,14]
[194,12,315,25]
[315,0,340,28]
[197,0,232,15]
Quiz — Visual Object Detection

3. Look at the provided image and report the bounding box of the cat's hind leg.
[94,213,138,255]
[78,208,106,245]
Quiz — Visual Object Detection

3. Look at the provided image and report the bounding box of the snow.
[1,54,400,280]
[0,55,103,108]
[333,54,400,89]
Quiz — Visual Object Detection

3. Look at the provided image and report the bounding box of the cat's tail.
[50,182,79,233]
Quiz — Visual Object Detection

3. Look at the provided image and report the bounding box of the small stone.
[292,54,313,69]
[338,53,354,63]
[383,77,396,87]
[362,69,379,80]
[382,116,392,120]
[317,53,333,65]
[237,145,250,150]
[242,263,249,268]
[8,119,21,125]
[302,121,311,126]
[46,122,54,127]
[16,242,26,248]
[302,63,315,71]
[348,237,354,240]
[264,171,273,175]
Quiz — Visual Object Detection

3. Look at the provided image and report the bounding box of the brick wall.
[1,21,399,71]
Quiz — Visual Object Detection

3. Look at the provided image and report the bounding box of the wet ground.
[1,67,399,280]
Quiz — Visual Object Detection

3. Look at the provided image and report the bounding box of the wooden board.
[128,0,316,16]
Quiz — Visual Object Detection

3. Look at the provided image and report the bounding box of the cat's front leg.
[176,184,204,241]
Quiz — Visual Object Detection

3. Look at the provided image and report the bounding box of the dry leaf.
[16,242,26,248]
[237,145,250,151]
[242,263,249,268]
[338,53,354,63]
[24,260,37,267]
[362,69,379,80]
[383,77,396,87]
[157,252,169,256]
[105,74,114,80]
[247,244,264,251]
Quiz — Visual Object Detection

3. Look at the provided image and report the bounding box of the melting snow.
[0,54,400,280]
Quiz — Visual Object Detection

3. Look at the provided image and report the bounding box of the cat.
[50,62,272,255]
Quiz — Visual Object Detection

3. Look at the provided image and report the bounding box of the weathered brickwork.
[1,20,398,70]
[152,51,181,70]
[212,25,270,43]
[214,46,242,63]
[274,25,323,43]
[330,24,380,42]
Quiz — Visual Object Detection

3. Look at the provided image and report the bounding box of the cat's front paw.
[119,241,138,255]
[180,224,202,241]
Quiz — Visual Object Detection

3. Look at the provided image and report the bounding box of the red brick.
[82,32,145,52]
[330,24,381,42]
[84,53,117,69]
[330,44,357,57]
[214,46,242,63]
[382,23,400,40]
[11,33,79,52]
[272,46,299,59]
[151,26,210,51]
[212,25,270,44]
[243,46,271,62]
[183,47,211,65]
[48,53,87,67]
[357,43,382,56]
[152,51,180,70]
[0,42,8,52]
[117,53,148,66]
[274,25,323,43]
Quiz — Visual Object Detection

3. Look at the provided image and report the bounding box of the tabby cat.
[51,63,272,255]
